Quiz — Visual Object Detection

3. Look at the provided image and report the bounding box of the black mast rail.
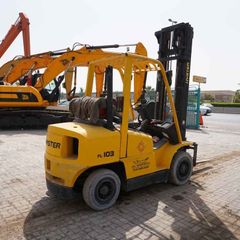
[155,23,194,140]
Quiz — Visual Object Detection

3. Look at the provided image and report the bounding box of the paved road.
[205,113,240,133]
[0,113,239,239]
[187,113,240,162]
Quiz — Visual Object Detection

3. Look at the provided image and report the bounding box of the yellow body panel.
[0,85,49,107]
[154,141,192,169]
[0,93,18,99]
[45,122,120,187]
[123,130,155,178]
[45,122,193,188]
[122,130,192,179]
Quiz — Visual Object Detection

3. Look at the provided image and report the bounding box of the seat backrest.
[138,101,155,120]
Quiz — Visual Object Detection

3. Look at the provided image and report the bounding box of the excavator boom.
[0,48,71,85]
[0,55,53,84]
[0,12,30,58]
[35,43,147,99]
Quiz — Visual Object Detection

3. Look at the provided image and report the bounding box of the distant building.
[201,90,235,102]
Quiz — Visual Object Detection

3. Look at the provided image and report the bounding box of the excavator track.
[0,108,73,129]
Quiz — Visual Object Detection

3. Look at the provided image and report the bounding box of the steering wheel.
[136,101,155,124]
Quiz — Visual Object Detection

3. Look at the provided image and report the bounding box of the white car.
[200,105,212,115]
[201,103,213,108]
[187,103,212,116]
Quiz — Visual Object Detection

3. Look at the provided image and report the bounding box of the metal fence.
[186,86,200,129]
[141,85,201,129]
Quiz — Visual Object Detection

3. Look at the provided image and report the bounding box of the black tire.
[82,169,121,211]
[169,151,193,185]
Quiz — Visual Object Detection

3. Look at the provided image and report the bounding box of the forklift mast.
[155,23,193,140]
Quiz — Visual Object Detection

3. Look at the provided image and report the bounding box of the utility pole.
[168,18,177,25]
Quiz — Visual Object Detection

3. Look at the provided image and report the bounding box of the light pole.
[167,19,177,70]
[168,19,177,25]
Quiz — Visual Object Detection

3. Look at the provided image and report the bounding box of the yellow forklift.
[45,23,197,210]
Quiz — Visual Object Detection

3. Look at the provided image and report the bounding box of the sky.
[0,0,240,91]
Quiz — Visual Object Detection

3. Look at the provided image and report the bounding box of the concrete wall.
[212,107,240,114]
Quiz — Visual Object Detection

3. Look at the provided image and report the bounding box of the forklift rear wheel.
[82,169,121,211]
[169,151,193,185]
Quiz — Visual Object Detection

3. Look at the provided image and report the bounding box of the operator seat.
[137,100,179,145]
[136,101,155,121]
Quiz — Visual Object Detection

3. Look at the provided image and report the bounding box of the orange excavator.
[0,43,147,128]
[0,14,148,129]
[0,12,30,58]
[0,12,72,128]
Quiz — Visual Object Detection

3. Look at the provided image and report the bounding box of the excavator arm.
[0,12,30,58]
[0,55,53,84]
[34,48,115,93]
[0,58,22,81]
[0,49,71,85]
[35,43,147,100]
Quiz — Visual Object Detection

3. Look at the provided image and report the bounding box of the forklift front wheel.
[169,151,193,186]
[82,169,121,211]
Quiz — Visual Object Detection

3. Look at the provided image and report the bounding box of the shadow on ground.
[162,181,237,240]
[23,178,237,240]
